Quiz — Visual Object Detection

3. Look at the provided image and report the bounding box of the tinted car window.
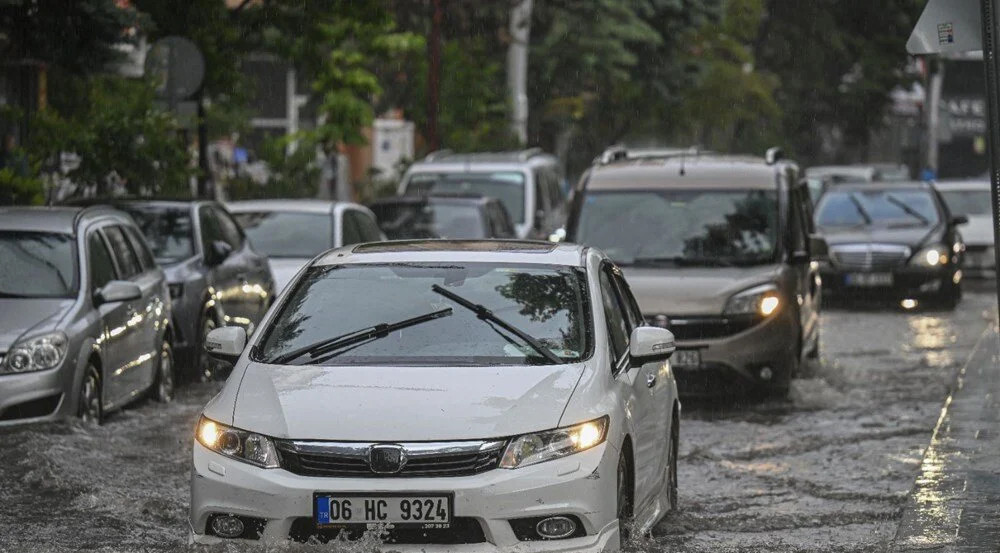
[351,210,383,243]
[214,207,244,250]
[118,205,194,264]
[199,206,224,251]
[0,231,77,298]
[340,211,362,246]
[599,268,629,360]
[816,189,941,228]
[88,232,117,291]
[103,226,142,279]
[405,172,527,223]
[370,201,485,240]
[233,211,333,258]
[576,189,779,266]
[123,225,156,271]
[258,263,590,366]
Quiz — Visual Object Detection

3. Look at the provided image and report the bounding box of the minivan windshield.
[0,231,77,298]
[257,263,590,366]
[404,172,526,223]
[575,189,779,267]
[118,205,195,264]
[816,189,941,228]
[940,190,992,217]
[231,211,333,258]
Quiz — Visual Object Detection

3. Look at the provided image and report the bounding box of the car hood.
[228,361,586,441]
[959,216,994,246]
[622,264,783,315]
[0,298,74,350]
[267,258,310,293]
[818,224,941,248]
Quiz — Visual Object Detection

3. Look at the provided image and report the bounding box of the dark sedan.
[815,182,966,309]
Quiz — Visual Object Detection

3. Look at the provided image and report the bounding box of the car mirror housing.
[809,235,829,261]
[94,280,142,305]
[205,326,247,365]
[629,326,676,363]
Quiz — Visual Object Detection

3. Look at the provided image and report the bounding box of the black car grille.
[830,244,910,270]
[275,441,506,478]
[288,516,487,544]
[646,314,759,341]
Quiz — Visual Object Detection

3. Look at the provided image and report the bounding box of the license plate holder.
[672,349,702,369]
[845,272,894,287]
[314,493,453,529]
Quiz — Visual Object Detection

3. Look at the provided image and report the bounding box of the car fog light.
[758,366,773,381]
[536,516,577,539]
[210,515,245,538]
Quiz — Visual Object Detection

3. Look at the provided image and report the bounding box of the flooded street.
[0,287,994,553]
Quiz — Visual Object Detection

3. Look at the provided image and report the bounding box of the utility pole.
[506,0,533,145]
[981,0,1000,311]
[427,0,443,152]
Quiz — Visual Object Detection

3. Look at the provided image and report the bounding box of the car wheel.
[197,315,218,382]
[666,415,679,512]
[78,364,103,425]
[617,450,633,545]
[153,340,175,403]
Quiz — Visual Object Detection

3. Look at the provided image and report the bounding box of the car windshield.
[941,190,992,217]
[370,202,485,240]
[257,263,590,366]
[118,205,194,264]
[404,172,526,223]
[575,189,779,266]
[231,211,333,258]
[816,189,941,228]
[0,231,77,298]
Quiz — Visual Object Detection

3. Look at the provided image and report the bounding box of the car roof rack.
[595,145,709,165]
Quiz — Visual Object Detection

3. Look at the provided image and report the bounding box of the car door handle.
[646,372,657,388]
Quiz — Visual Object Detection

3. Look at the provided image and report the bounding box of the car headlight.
[2,332,68,374]
[723,284,781,317]
[912,246,949,267]
[196,416,280,468]
[499,416,608,469]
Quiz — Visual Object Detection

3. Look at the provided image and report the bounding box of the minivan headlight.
[2,332,68,374]
[912,246,949,267]
[196,416,280,468]
[500,416,608,469]
[723,284,781,317]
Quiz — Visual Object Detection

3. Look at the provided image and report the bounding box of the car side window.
[88,232,117,291]
[341,211,362,246]
[788,188,808,255]
[123,225,155,271]
[103,225,142,279]
[612,270,644,329]
[350,210,383,243]
[199,206,224,253]
[214,207,244,250]
[599,268,630,362]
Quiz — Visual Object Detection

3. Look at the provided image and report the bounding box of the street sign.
[144,36,205,104]
[907,0,982,55]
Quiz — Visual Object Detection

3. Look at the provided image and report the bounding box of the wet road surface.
[0,286,995,552]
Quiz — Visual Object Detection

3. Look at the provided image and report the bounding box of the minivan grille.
[275,440,506,478]
[830,244,910,270]
[646,314,759,341]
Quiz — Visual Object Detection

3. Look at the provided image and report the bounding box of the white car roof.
[314,240,588,268]
[226,199,364,214]
[933,179,990,191]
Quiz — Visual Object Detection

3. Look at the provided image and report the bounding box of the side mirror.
[809,235,829,261]
[206,240,233,266]
[204,326,247,365]
[548,227,567,243]
[951,215,970,226]
[629,326,676,363]
[94,280,142,305]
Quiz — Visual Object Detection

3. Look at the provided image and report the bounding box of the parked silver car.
[0,206,174,425]
[227,199,383,293]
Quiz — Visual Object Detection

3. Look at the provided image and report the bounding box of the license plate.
[315,493,452,528]
[845,272,893,287]
[672,349,701,369]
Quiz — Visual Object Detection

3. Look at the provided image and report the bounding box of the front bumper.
[661,308,799,396]
[189,441,620,551]
[0,363,71,425]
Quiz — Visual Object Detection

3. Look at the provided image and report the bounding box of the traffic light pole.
[980,0,1000,311]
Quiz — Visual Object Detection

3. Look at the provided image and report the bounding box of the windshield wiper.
[848,193,873,225]
[267,307,453,365]
[430,284,562,365]
[885,194,931,225]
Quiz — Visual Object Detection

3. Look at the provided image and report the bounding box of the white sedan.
[190,240,680,551]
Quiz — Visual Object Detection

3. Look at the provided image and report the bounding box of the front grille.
[966,244,991,254]
[646,314,759,341]
[288,516,487,544]
[275,440,506,478]
[830,244,910,270]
